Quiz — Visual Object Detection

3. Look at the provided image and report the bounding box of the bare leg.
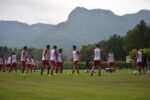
[60,65,63,73]
[51,66,54,75]
[41,65,45,75]
[91,66,95,76]
[76,65,80,74]
[98,65,102,76]
[47,65,50,75]
[138,67,142,75]
[72,64,75,75]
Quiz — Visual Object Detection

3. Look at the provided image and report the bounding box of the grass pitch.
[0,70,150,100]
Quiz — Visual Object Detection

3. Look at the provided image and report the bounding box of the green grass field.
[0,70,150,100]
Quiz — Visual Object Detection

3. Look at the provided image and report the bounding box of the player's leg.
[113,63,116,73]
[72,63,75,74]
[91,62,95,76]
[13,63,17,72]
[9,64,13,72]
[41,61,45,75]
[72,61,76,74]
[15,63,17,72]
[109,62,112,73]
[21,62,25,74]
[50,66,54,75]
[98,65,102,76]
[50,61,55,75]
[138,62,142,75]
[76,62,79,74]
[55,65,58,74]
[137,64,142,75]
[41,65,44,75]
[47,65,50,75]
[60,63,63,73]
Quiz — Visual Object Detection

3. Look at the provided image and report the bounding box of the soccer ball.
[147,71,150,75]
[133,71,138,75]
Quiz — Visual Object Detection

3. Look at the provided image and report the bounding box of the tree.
[124,20,150,51]
[80,34,127,61]
[105,34,127,60]
[129,48,150,60]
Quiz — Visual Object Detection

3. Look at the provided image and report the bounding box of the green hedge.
[16,61,136,69]
[63,61,136,69]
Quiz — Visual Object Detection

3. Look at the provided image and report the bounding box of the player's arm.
[136,51,138,58]
[11,56,12,63]
[47,50,50,61]
[55,51,58,61]
[62,52,65,61]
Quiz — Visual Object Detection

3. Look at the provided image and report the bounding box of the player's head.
[46,44,50,50]
[59,49,62,53]
[136,48,139,51]
[23,46,27,50]
[96,44,99,47]
[54,45,57,50]
[12,52,16,55]
[73,45,76,50]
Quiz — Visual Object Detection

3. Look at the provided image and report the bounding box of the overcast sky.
[0,0,150,24]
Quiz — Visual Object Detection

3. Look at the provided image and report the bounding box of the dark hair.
[23,46,27,50]
[96,44,99,47]
[73,45,76,49]
[13,52,16,55]
[46,45,50,49]
[54,45,57,49]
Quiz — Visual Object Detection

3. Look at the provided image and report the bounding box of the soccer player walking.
[107,50,116,73]
[57,49,64,73]
[71,45,80,75]
[41,45,50,75]
[136,48,142,75]
[50,45,58,75]
[11,53,18,72]
[31,56,36,72]
[91,44,102,76]
[21,46,27,74]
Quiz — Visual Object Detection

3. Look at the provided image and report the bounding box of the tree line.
[80,20,150,61]
[0,47,42,61]
[0,20,150,61]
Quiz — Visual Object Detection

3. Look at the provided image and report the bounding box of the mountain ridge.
[0,7,150,52]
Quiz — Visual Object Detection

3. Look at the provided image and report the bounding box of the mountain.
[0,7,150,53]
[31,7,150,52]
[0,21,54,47]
